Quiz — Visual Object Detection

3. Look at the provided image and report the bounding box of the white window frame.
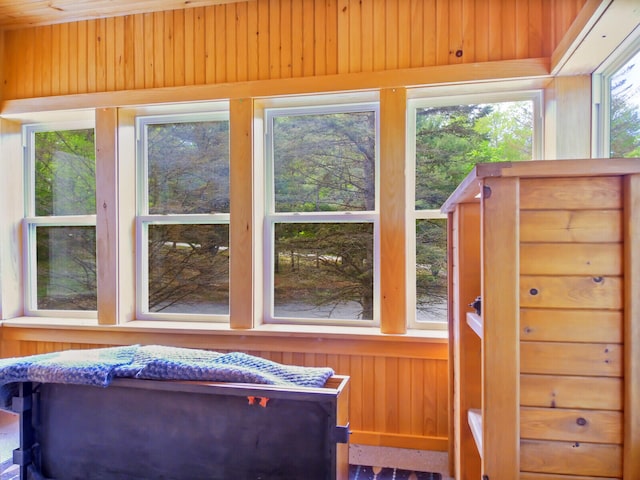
[135,111,231,322]
[23,120,98,318]
[406,90,543,329]
[592,28,640,158]
[263,101,381,327]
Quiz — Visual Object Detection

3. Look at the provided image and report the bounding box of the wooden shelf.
[466,312,483,338]
[468,408,483,458]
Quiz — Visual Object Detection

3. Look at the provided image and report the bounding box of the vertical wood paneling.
[257,0,270,79]
[225,4,237,83]
[397,0,410,69]
[193,7,206,85]
[173,9,185,86]
[236,2,248,81]
[1,0,587,100]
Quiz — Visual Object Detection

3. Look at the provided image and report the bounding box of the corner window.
[24,125,97,316]
[136,113,230,320]
[264,104,379,325]
[608,49,640,158]
[408,93,539,328]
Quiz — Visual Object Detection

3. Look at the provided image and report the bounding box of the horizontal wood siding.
[1,0,585,100]
[519,176,624,478]
[0,333,449,451]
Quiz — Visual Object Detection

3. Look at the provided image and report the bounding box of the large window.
[136,113,230,320]
[24,124,97,316]
[408,93,540,328]
[264,104,379,325]
[597,42,640,158]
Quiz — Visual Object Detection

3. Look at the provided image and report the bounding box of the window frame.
[262,101,381,327]
[135,110,231,322]
[23,120,98,318]
[406,90,543,329]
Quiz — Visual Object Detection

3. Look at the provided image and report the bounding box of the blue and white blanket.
[0,345,335,411]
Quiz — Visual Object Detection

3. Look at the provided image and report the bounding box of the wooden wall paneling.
[379,87,406,334]
[520,440,622,477]
[448,0,463,66]
[372,0,386,72]
[96,19,107,92]
[312,0,325,76]
[325,0,338,75]
[301,0,315,77]
[153,12,164,87]
[374,355,387,433]
[397,0,410,69]
[123,16,135,90]
[409,0,423,68]
[520,309,622,344]
[435,0,449,66]
[361,355,375,432]
[60,23,71,95]
[163,11,174,86]
[116,17,127,91]
[515,0,529,59]
[385,356,399,434]
[436,359,449,437]
[521,342,622,377]
[460,0,475,64]
[528,0,544,58]
[131,14,144,89]
[143,13,154,89]
[41,26,53,96]
[473,0,488,62]
[520,209,621,243]
[385,0,400,70]
[257,0,270,80]
[205,6,216,84]
[501,0,516,60]
[336,0,349,74]
[519,275,622,310]
[623,174,640,479]
[194,7,206,85]
[51,24,61,95]
[174,9,186,86]
[268,0,281,79]
[360,0,373,72]
[423,0,437,66]
[520,407,623,444]
[290,0,302,78]
[487,0,502,62]
[225,3,237,83]
[280,0,292,79]
[520,243,622,276]
[520,374,623,411]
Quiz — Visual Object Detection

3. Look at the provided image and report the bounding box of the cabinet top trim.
[441,158,640,213]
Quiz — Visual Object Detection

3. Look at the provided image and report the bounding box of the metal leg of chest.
[12,382,34,480]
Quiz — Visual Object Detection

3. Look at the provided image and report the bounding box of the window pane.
[416,219,447,323]
[610,50,640,158]
[272,111,376,212]
[147,121,230,214]
[35,129,96,216]
[148,224,229,314]
[36,226,97,310]
[415,101,533,209]
[273,222,373,320]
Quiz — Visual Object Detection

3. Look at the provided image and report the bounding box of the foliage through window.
[266,105,378,323]
[25,127,97,313]
[609,48,640,158]
[411,98,535,326]
[138,115,230,318]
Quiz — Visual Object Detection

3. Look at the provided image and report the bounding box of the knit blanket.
[0,345,335,411]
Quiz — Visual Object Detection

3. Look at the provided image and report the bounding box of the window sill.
[0,316,448,343]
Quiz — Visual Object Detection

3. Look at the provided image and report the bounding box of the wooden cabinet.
[442,159,640,480]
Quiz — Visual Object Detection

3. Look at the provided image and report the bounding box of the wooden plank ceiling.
[0,0,241,29]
